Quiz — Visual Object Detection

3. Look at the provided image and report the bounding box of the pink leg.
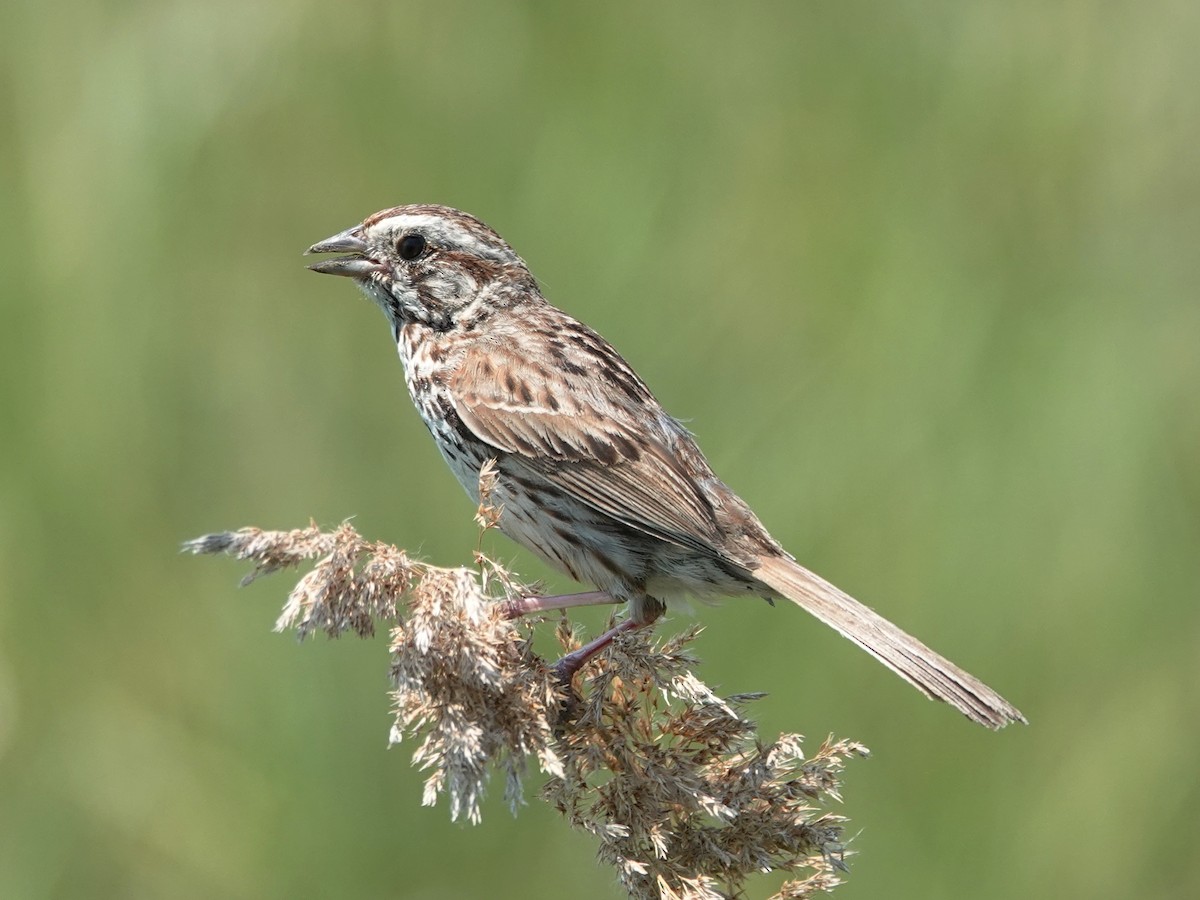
[552,618,649,682]
[501,590,620,619]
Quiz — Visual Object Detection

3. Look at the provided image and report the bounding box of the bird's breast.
[397,330,488,501]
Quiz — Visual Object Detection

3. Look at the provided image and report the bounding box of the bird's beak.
[305,227,385,277]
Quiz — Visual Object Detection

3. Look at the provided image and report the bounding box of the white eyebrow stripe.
[369,214,507,261]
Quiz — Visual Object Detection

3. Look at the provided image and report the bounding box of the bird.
[306,204,1025,729]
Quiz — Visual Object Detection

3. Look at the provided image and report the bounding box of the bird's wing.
[448,337,727,557]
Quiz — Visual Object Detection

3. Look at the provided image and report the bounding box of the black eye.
[396,233,427,261]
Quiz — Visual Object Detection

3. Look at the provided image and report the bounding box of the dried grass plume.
[184,473,867,899]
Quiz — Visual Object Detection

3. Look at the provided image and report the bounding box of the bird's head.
[306,204,533,331]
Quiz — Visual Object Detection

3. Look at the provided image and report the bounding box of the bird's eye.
[396,233,428,261]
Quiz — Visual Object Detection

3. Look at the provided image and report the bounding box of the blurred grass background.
[2,1,1198,897]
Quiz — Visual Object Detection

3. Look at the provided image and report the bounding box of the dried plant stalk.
[185,517,867,899]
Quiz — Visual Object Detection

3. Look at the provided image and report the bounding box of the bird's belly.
[491,465,759,606]
[489,473,647,594]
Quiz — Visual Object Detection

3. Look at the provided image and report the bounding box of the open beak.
[305,227,386,277]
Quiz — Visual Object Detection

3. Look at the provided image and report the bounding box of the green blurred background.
[2,2,1198,897]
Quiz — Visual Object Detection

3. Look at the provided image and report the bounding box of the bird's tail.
[753,555,1025,729]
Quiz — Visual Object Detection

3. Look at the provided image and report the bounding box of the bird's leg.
[551,618,646,683]
[551,599,665,683]
[500,590,620,619]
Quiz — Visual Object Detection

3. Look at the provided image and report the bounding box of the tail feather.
[753,555,1025,729]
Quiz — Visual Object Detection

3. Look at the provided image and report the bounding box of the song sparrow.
[307,204,1025,729]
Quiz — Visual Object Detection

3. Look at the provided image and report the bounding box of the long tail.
[753,555,1025,729]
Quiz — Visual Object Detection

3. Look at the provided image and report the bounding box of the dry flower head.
[185,471,867,899]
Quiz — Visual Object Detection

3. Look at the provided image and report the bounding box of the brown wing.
[448,331,728,557]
